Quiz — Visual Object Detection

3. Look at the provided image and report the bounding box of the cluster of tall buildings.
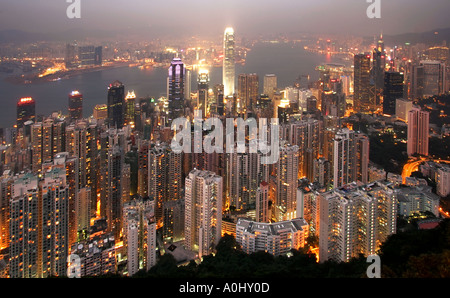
[65,43,103,69]
[0,28,448,278]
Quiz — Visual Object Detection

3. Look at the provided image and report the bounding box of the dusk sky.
[0,0,449,38]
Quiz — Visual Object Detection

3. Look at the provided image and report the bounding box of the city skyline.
[0,1,449,282]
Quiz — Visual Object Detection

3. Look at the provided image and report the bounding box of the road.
[401,157,450,184]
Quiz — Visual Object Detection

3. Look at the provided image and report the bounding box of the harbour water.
[0,41,330,128]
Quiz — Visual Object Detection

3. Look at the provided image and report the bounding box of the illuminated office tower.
[371,48,386,110]
[396,98,413,122]
[65,43,77,69]
[412,60,446,99]
[263,74,277,99]
[223,27,236,97]
[46,152,79,248]
[163,198,185,242]
[319,181,397,263]
[313,157,331,189]
[185,169,223,257]
[107,145,124,240]
[93,104,108,120]
[126,213,139,276]
[354,53,372,113]
[30,119,66,173]
[425,46,449,63]
[68,91,83,122]
[11,169,70,278]
[31,123,43,173]
[98,129,127,221]
[226,144,269,211]
[237,73,259,111]
[383,71,404,116]
[236,218,309,256]
[185,69,192,100]
[332,128,357,188]
[256,181,269,223]
[79,45,96,66]
[148,144,168,227]
[137,140,150,197]
[168,58,186,124]
[16,97,36,129]
[148,143,183,228]
[355,133,370,184]
[76,187,91,236]
[9,174,39,278]
[407,106,430,157]
[40,167,69,277]
[107,80,125,129]
[123,196,156,276]
[197,70,210,117]
[0,172,12,250]
[94,46,102,66]
[65,121,99,215]
[282,119,321,179]
[436,166,450,197]
[65,122,87,188]
[125,91,136,126]
[273,144,299,222]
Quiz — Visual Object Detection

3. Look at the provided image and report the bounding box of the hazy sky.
[0,0,449,38]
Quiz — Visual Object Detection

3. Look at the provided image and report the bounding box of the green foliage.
[379,219,450,277]
[87,219,450,279]
[369,133,408,174]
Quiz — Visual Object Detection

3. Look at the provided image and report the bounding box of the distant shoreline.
[3,61,132,85]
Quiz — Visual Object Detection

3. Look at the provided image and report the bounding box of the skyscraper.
[355,133,370,184]
[79,46,96,67]
[16,97,36,129]
[107,81,125,129]
[255,182,269,223]
[223,27,236,98]
[383,72,404,116]
[237,73,259,112]
[332,128,366,188]
[68,91,83,122]
[65,43,77,69]
[319,181,397,263]
[263,74,277,99]
[148,143,182,228]
[273,144,299,222]
[185,169,223,257]
[107,144,124,240]
[354,53,372,113]
[407,106,430,157]
[168,58,186,123]
[125,91,136,126]
[197,69,209,118]
[412,60,446,99]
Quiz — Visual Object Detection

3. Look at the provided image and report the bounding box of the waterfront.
[0,41,331,128]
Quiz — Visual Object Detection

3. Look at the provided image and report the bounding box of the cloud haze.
[0,0,449,38]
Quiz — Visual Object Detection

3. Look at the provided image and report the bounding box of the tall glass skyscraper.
[168,57,186,124]
[16,97,36,129]
[68,91,83,122]
[107,81,125,129]
[223,27,236,98]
